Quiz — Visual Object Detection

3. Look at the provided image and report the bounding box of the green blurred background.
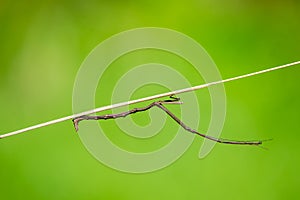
[1,0,300,199]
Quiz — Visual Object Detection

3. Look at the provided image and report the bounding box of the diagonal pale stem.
[1,60,300,139]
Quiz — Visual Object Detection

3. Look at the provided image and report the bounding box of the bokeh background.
[1,0,300,199]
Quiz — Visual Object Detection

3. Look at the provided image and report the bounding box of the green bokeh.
[1,1,300,199]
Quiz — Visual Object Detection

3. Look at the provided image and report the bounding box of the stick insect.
[72,96,263,145]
